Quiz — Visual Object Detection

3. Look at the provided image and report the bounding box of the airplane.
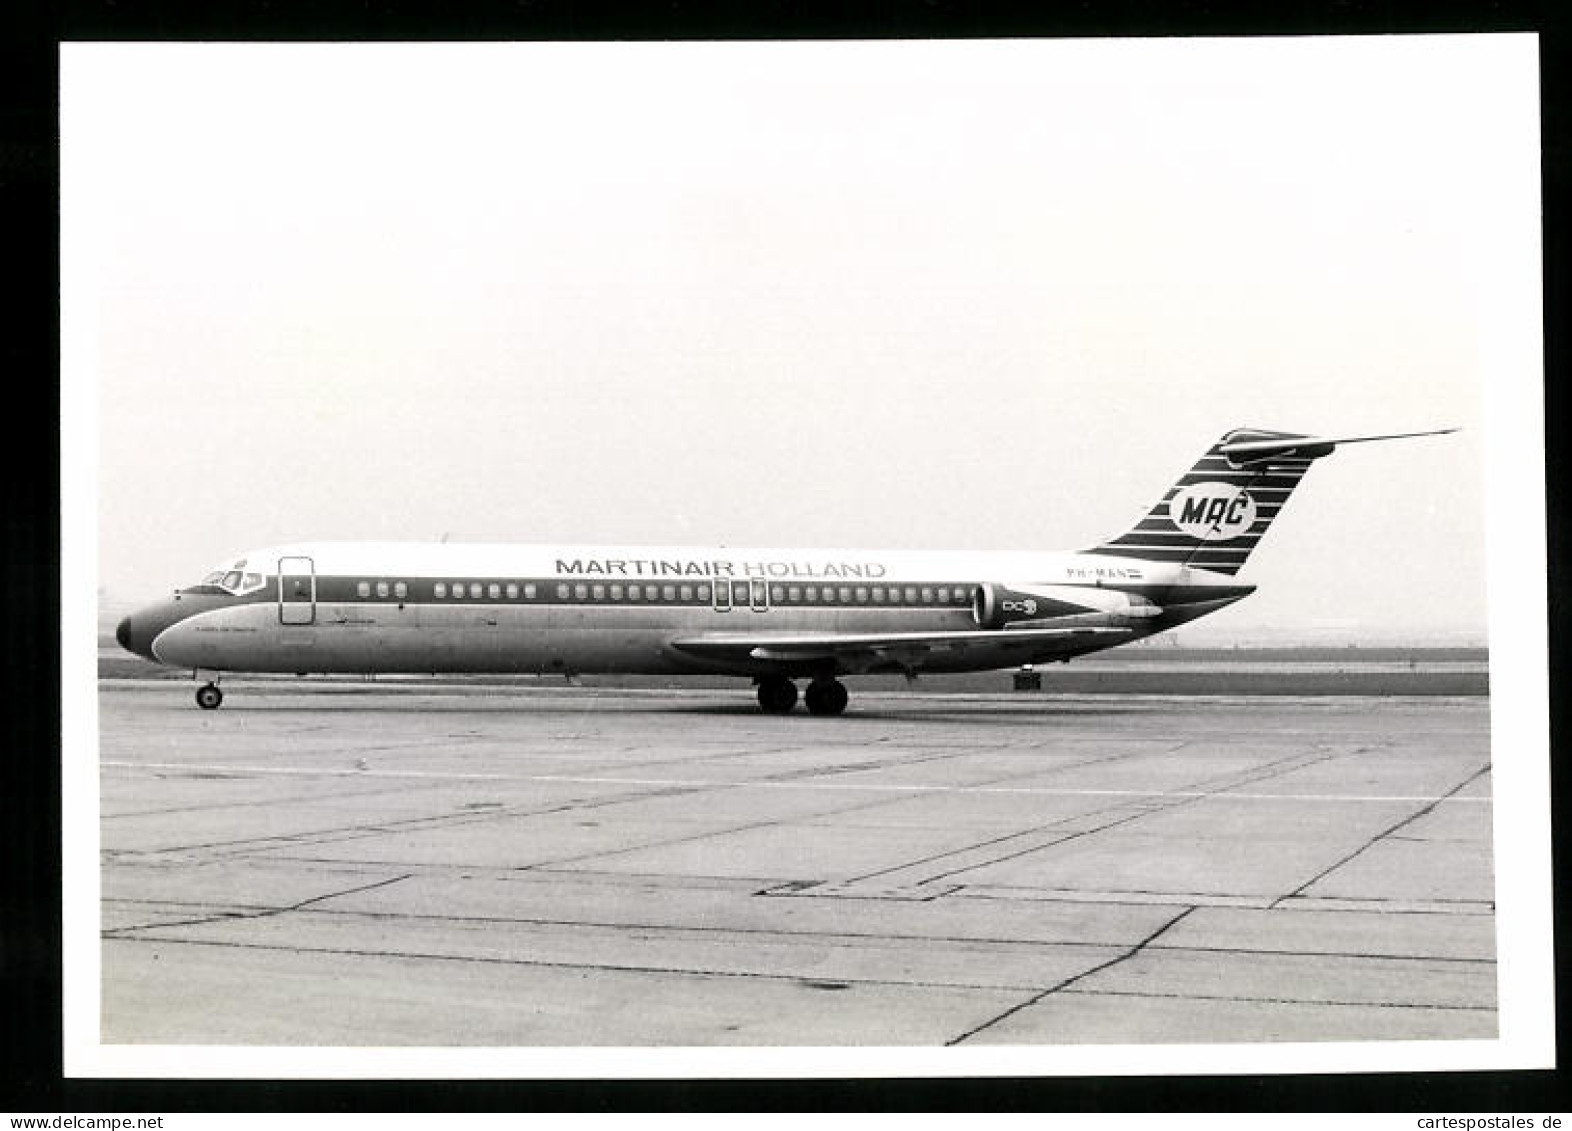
[115,426,1455,714]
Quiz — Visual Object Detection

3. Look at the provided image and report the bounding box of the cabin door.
[278,556,316,625]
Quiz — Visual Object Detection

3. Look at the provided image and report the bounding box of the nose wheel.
[195,683,224,710]
[804,677,849,716]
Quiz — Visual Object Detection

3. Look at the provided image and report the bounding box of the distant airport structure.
[115,426,1455,714]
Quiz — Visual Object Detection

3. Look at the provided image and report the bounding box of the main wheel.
[756,677,798,713]
[195,683,223,710]
[804,678,848,716]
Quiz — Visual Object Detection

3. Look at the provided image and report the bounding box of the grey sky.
[65,37,1540,641]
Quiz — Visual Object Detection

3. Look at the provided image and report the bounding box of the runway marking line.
[101,760,1491,806]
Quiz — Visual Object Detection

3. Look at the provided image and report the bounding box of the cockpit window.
[195,561,268,596]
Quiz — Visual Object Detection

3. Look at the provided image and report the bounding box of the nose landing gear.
[195,683,224,710]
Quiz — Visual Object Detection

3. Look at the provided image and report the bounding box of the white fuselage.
[119,541,1250,679]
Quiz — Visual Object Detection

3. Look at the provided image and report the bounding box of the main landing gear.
[804,677,849,717]
[195,682,224,710]
[756,675,799,714]
[755,675,849,716]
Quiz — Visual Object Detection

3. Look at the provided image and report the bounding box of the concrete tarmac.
[98,680,1495,1047]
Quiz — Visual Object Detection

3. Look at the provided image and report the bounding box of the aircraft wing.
[668,625,1129,671]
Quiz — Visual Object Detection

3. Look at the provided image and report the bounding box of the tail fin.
[1086,426,1456,576]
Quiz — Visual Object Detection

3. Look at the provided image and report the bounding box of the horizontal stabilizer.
[1217,427,1457,466]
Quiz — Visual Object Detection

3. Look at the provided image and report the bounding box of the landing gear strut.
[756,676,799,714]
[804,677,849,717]
[195,683,224,710]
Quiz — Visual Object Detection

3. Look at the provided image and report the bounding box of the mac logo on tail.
[1169,482,1258,541]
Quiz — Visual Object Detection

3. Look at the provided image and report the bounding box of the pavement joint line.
[944,905,1198,1046]
[1270,762,1495,909]
[99,932,1081,995]
[954,886,1495,914]
[1137,943,1495,965]
[101,872,414,936]
[796,744,1454,889]
[98,900,1163,950]
[1056,987,1499,1013]
[102,773,759,859]
[101,761,1491,805]
[99,897,1500,964]
[880,804,1164,889]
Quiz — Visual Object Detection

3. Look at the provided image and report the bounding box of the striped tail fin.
[1079,428,1318,576]
[1085,426,1457,575]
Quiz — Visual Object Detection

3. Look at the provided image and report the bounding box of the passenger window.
[838,586,852,603]
[662,584,677,601]
[904,586,919,603]
[854,586,869,603]
[592,584,605,600]
[681,585,694,601]
[574,584,588,600]
[697,584,710,602]
[376,581,390,598]
[805,586,818,602]
[556,583,570,600]
[357,581,371,598]
[394,582,407,599]
[506,583,518,599]
[611,584,624,600]
[872,586,885,603]
[487,583,499,599]
[921,587,934,603]
[452,581,466,598]
[525,584,537,599]
[788,586,801,603]
[627,584,641,600]
[770,584,784,603]
[936,586,948,603]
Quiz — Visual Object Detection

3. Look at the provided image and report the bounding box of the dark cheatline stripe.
[1114,526,1268,542]
[1091,544,1251,559]
[1131,517,1282,537]
[1173,473,1307,491]
[1107,533,1263,549]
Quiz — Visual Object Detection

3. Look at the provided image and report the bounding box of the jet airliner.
[115,426,1454,714]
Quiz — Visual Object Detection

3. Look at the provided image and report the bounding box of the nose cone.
[116,613,159,660]
[114,593,220,666]
[116,604,179,662]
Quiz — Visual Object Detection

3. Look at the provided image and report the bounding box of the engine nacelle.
[971,584,1094,628]
[972,583,1162,628]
